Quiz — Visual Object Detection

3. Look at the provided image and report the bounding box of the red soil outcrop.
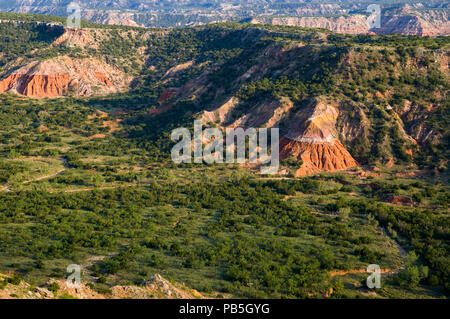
[250,6,450,37]
[53,28,94,47]
[0,57,128,98]
[94,72,113,86]
[252,15,370,34]
[281,99,358,176]
[0,73,70,98]
[280,137,358,177]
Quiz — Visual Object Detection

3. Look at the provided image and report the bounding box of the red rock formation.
[21,74,70,97]
[0,57,129,98]
[0,73,70,98]
[253,15,370,34]
[281,99,358,176]
[53,28,95,48]
[0,74,20,92]
[94,72,113,86]
[375,15,441,36]
[280,137,358,177]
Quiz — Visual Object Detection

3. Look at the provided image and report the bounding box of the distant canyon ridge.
[0,1,448,36]
[250,5,450,37]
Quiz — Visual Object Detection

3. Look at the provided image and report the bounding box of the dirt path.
[22,168,66,184]
[329,268,398,277]
[330,227,408,278]
[173,212,189,228]
[379,226,407,258]
[59,186,121,193]
[1,158,68,191]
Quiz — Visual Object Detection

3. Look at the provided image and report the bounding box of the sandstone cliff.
[251,15,370,34]
[250,6,450,36]
[0,56,131,98]
[198,95,358,176]
[280,99,358,176]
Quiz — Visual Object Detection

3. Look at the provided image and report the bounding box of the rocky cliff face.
[280,138,358,176]
[250,6,450,36]
[83,10,142,27]
[251,15,370,34]
[155,35,447,175]
[0,73,70,98]
[197,94,358,176]
[0,22,139,98]
[376,14,447,36]
[52,27,99,48]
[0,56,130,98]
[280,99,358,176]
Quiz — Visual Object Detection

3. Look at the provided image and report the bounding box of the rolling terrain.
[0,12,448,299]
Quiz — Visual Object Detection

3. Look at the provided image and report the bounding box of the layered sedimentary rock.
[83,10,141,27]
[0,73,70,98]
[280,138,358,176]
[53,28,97,48]
[280,99,357,176]
[376,15,447,36]
[250,6,450,36]
[251,15,370,34]
[0,56,130,98]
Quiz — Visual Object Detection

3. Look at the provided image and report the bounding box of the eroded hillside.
[0,16,448,298]
[0,15,448,176]
[251,5,450,36]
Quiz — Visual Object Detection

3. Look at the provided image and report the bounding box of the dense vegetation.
[1,174,447,298]
[0,15,448,299]
[0,22,64,67]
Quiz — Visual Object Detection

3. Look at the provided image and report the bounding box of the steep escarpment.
[280,139,358,176]
[52,27,99,48]
[0,72,70,98]
[250,5,450,36]
[376,15,442,36]
[377,4,450,36]
[0,56,131,98]
[280,99,358,176]
[83,10,142,27]
[0,18,152,97]
[250,15,370,34]
[152,32,448,174]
